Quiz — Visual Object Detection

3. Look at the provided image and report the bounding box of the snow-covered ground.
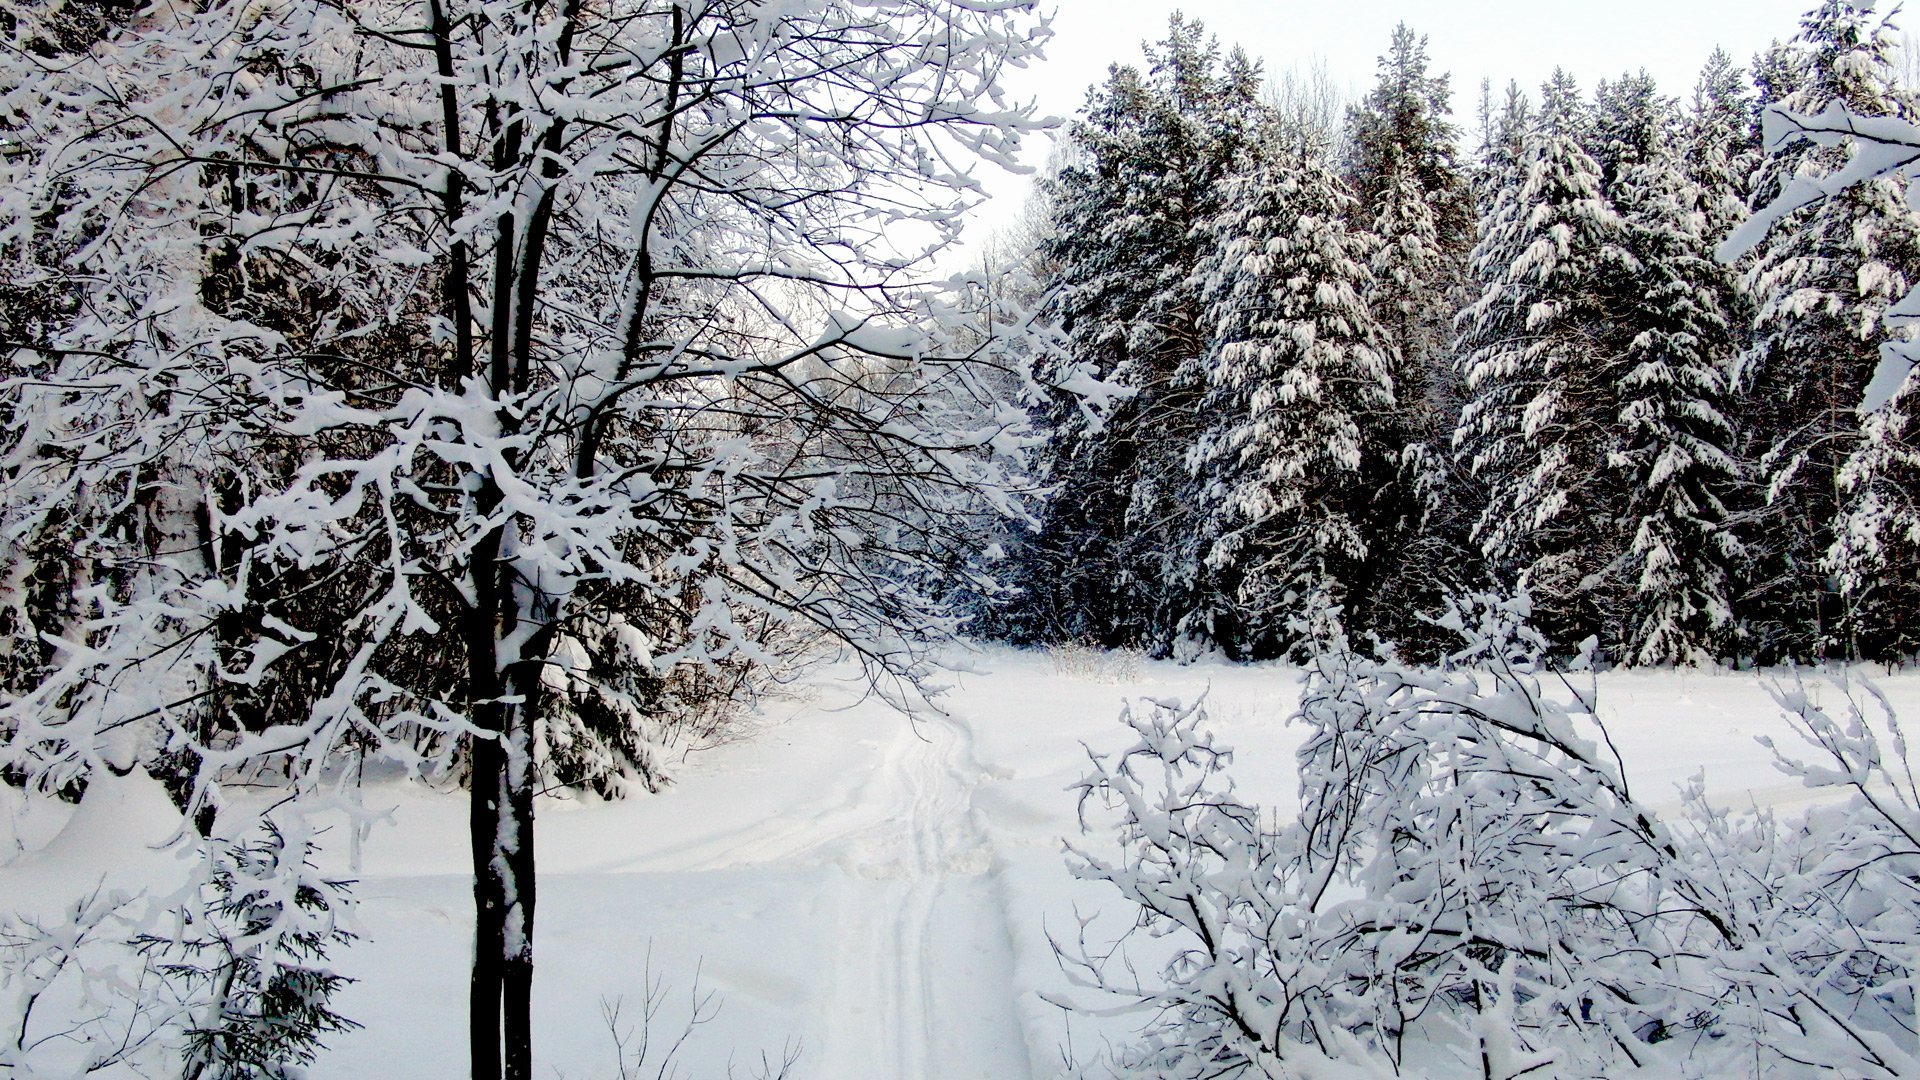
[10,649,1920,1078]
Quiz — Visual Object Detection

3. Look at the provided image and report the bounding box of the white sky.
[955,0,1845,252]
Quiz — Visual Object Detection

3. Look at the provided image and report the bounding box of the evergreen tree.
[1366,170,1451,437]
[1830,373,1920,658]
[1748,38,1809,214]
[1346,23,1473,441]
[1344,24,1479,650]
[1737,0,1920,660]
[1453,71,1633,651]
[1474,80,1533,206]
[1007,17,1263,648]
[1345,24,1473,252]
[1539,68,1594,144]
[1182,136,1398,656]
[1591,70,1676,191]
[1688,48,1758,238]
[1611,145,1745,664]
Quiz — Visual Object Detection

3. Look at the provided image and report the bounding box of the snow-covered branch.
[1720,100,1920,413]
[1062,597,1920,1076]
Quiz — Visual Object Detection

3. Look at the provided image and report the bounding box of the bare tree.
[1264,59,1353,164]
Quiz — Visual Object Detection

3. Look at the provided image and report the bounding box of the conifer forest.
[990,9,1919,670]
[5,1,1920,1078]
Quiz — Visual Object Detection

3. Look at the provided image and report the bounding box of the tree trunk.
[466,505,553,1079]
[501,684,538,1080]
[465,508,514,1080]
[466,648,537,1080]
[468,727,506,1080]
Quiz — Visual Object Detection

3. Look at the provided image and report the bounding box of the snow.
[249,653,1920,1075]
[7,649,1920,1077]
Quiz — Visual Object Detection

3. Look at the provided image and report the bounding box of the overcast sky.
[955,0,1851,250]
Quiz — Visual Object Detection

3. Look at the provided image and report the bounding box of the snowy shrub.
[1048,643,1147,684]
[1059,595,1920,1078]
[0,888,157,1077]
[142,823,358,1080]
[570,953,800,1080]
[0,800,353,1080]
[1672,675,1920,1076]
[1053,693,1305,1078]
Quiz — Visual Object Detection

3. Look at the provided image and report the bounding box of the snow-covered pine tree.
[1181,133,1398,656]
[1359,178,1481,660]
[1585,69,1746,664]
[1453,71,1634,653]
[1831,358,1920,659]
[1688,48,1760,240]
[1751,38,1809,207]
[1346,24,1471,439]
[1809,22,1920,663]
[1361,180,1450,417]
[1610,141,1745,665]
[1346,25,1474,253]
[1737,0,1920,661]
[1008,17,1263,650]
[1343,24,1478,653]
[1473,81,1534,211]
[1686,49,1761,383]
[1591,70,1675,192]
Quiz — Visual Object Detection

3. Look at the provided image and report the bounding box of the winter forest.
[6,0,1920,1077]
[991,9,1920,669]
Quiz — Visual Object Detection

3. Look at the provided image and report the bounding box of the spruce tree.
[1344,24,1478,651]
[1345,24,1474,253]
[1737,0,1920,660]
[1182,135,1398,656]
[1453,71,1632,651]
[1474,80,1533,208]
[1591,70,1674,191]
[1611,144,1745,664]
[1366,169,1451,436]
[1687,48,1758,239]
[1830,373,1920,658]
[1008,17,1262,649]
[1346,24,1472,439]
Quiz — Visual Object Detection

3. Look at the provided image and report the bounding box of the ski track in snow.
[670,708,1032,1080]
[819,713,1032,1080]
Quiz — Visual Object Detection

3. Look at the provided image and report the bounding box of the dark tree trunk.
[501,667,539,1080]
[467,727,506,1080]
[464,505,513,1080]
[452,1,578,1070]
[466,635,539,1080]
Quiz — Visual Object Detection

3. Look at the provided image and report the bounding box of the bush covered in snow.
[1059,596,1920,1077]
[0,788,353,1079]
[1048,643,1148,684]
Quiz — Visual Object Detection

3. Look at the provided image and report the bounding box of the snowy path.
[611,703,1034,1079]
[652,702,1032,1077]
[813,714,1030,1080]
[310,687,1048,1080]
